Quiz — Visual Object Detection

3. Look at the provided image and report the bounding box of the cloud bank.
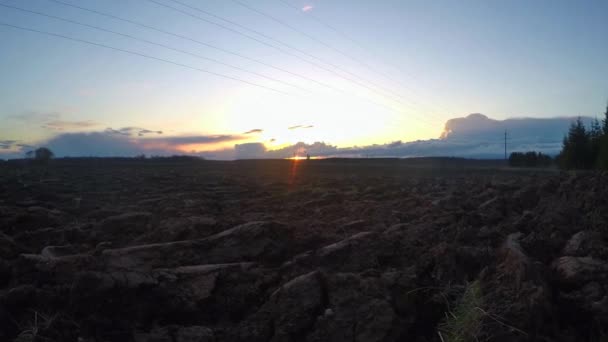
[0,113,589,160]
[246,114,590,159]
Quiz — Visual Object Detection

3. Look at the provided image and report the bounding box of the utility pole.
[504,130,508,161]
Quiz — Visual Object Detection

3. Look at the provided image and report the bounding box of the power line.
[151,0,377,92]
[146,0,361,96]
[0,21,430,130]
[44,0,344,93]
[1,2,310,93]
[0,22,291,95]
[1,3,437,130]
[167,0,369,80]
[276,0,364,51]
[154,0,435,117]
[275,0,457,118]
[229,0,448,122]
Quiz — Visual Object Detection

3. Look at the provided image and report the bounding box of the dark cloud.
[244,129,263,134]
[0,140,17,150]
[1,131,246,158]
[441,113,592,143]
[235,143,266,159]
[152,135,244,145]
[139,129,164,136]
[105,127,163,137]
[44,132,146,157]
[16,144,35,149]
[288,125,314,130]
[266,142,338,158]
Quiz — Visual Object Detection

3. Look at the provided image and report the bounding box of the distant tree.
[598,102,608,169]
[602,101,608,135]
[25,150,34,159]
[33,147,54,164]
[590,118,602,165]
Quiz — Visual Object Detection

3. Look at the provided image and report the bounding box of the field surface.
[0,158,606,342]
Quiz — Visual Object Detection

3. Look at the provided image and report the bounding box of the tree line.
[508,151,552,167]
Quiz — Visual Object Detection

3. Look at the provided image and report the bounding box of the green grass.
[438,280,484,342]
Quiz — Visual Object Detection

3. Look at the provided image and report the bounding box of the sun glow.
[216,79,440,149]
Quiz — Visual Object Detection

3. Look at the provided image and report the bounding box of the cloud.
[265,142,338,158]
[16,144,35,149]
[343,114,591,158]
[288,125,314,130]
[1,113,589,160]
[243,129,263,134]
[235,143,266,159]
[230,114,589,159]
[0,130,246,158]
[105,127,163,137]
[43,132,146,157]
[8,111,100,132]
[138,129,164,136]
[441,113,591,143]
[0,140,17,150]
[42,120,99,131]
[150,135,243,145]
[8,111,60,122]
[302,5,314,12]
[0,140,34,152]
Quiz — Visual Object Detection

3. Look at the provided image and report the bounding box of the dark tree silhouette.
[33,147,54,163]
[602,101,608,135]
[597,102,608,169]
[590,118,602,165]
[559,117,591,169]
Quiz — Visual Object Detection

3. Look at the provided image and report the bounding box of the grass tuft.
[438,280,484,342]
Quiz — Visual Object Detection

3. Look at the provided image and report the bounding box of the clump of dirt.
[1,159,607,341]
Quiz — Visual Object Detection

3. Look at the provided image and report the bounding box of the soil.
[1,158,607,342]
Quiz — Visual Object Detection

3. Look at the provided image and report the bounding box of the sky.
[1,0,607,158]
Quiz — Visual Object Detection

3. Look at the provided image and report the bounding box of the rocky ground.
[1,158,607,342]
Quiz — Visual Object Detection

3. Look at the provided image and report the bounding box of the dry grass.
[13,311,58,342]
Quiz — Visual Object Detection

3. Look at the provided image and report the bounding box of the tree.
[590,118,602,165]
[560,117,591,169]
[602,101,608,135]
[598,102,608,169]
[33,147,54,163]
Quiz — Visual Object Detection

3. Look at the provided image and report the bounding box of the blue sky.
[1,0,607,157]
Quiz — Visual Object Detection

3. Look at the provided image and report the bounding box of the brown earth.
[1,158,607,341]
